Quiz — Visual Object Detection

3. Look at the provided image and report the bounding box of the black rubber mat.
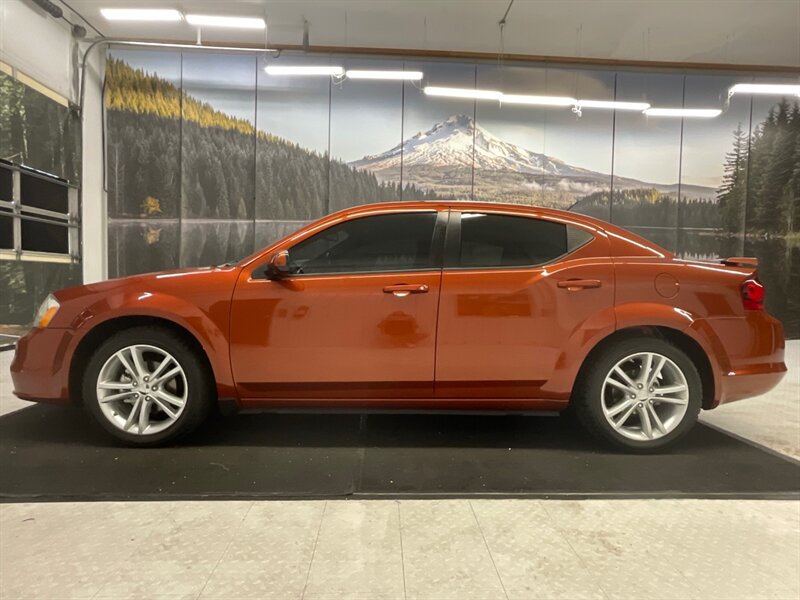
[1,405,798,501]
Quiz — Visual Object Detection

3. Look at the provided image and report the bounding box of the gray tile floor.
[1,499,798,600]
[1,343,798,600]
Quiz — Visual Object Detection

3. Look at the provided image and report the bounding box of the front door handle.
[383,284,429,297]
[557,279,602,291]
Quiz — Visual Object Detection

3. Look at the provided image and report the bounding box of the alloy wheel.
[95,344,188,435]
[600,351,690,442]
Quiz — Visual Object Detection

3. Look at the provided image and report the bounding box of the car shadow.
[0,403,725,454]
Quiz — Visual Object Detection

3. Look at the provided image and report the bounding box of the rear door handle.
[383,284,429,297]
[557,279,602,290]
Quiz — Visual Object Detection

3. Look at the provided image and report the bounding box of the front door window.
[289,212,439,275]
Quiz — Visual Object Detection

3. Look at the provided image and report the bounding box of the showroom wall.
[0,0,89,331]
[0,69,82,329]
[103,49,799,337]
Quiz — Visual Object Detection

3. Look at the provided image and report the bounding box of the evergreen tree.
[572,188,719,229]
[736,99,800,234]
[0,72,80,183]
[104,58,432,223]
[718,123,749,233]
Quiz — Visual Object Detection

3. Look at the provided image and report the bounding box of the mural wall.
[105,50,800,337]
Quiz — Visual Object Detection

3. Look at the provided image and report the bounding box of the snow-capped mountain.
[351,114,593,178]
[349,114,715,207]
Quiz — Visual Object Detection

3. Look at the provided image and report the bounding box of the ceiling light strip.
[424,87,502,100]
[265,65,345,76]
[500,94,576,106]
[577,99,651,111]
[346,70,424,81]
[729,83,800,96]
[100,8,183,21]
[185,14,266,29]
[644,108,722,118]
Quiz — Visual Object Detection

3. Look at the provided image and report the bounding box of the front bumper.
[10,327,75,404]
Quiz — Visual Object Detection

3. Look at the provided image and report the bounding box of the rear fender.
[615,302,729,403]
[540,305,617,400]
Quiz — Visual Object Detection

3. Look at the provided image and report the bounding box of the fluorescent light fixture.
[576,99,651,111]
[424,86,502,100]
[264,65,344,76]
[644,107,722,118]
[185,14,265,29]
[346,70,424,81]
[100,8,182,21]
[500,94,576,106]
[730,83,800,96]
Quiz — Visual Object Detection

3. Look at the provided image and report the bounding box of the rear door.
[434,210,614,399]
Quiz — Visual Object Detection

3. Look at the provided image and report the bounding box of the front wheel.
[82,326,214,446]
[573,337,702,453]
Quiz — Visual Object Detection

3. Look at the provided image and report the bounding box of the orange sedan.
[10,202,786,451]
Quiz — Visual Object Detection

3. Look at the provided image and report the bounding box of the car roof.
[333,200,611,230]
[332,200,675,259]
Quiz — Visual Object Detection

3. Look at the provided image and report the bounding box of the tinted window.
[458,213,590,268]
[21,219,69,253]
[20,172,69,214]
[0,168,11,202]
[567,226,594,252]
[289,212,438,274]
[0,214,12,249]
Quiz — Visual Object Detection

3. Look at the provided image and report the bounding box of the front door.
[229,210,446,401]
[435,210,614,399]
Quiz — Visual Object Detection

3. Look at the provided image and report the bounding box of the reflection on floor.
[700,341,800,460]
[0,343,798,599]
[0,351,28,417]
[0,335,20,352]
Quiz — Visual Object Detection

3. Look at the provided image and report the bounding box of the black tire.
[82,326,214,446]
[572,336,702,453]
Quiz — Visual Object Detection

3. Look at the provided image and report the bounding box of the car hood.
[53,265,241,303]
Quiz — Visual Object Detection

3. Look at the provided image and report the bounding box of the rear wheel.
[573,337,702,452]
[82,326,214,446]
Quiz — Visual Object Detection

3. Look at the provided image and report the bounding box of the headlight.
[34,294,60,328]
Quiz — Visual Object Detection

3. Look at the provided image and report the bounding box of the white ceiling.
[62,0,800,68]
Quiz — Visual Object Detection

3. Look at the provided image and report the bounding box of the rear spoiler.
[721,256,758,268]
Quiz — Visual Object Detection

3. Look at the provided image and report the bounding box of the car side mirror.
[265,250,291,280]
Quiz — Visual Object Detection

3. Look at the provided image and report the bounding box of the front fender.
[70,291,236,399]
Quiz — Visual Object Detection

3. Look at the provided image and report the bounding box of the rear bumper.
[10,327,74,404]
[719,364,787,405]
[705,313,787,407]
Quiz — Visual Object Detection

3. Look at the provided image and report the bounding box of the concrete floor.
[1,343,798,600]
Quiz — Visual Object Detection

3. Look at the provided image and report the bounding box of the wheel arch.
[68,315,216,406]
[573,325,717,410]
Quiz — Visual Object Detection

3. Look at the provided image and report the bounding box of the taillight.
[741,278,765,310]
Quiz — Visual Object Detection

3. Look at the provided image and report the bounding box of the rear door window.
[456,213,592,268]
